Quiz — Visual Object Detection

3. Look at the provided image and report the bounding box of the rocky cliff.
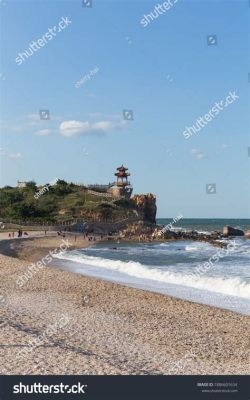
[133,193,157,224]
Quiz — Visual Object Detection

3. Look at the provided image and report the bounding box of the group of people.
[8,230,28,238]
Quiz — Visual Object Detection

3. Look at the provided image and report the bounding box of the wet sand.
[0,234,249,375]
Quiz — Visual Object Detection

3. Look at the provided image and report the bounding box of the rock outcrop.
[133,194,157,224]
[223,226,244,237]
[152,227,227,248]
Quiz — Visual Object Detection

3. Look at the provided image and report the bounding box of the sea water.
[53,219,250,315]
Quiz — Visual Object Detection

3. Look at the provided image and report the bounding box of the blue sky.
[0,0,249,218]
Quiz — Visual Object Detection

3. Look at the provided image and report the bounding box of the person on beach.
[12,232,14,238]
[8,233,11,238]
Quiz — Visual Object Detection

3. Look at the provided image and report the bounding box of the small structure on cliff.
[17,181,28,188]
[108,165,133,199]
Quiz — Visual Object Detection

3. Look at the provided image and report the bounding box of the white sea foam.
[54,253,250,299]
[185,243,213,252]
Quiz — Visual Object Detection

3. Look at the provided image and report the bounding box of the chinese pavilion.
[108,165,133,198]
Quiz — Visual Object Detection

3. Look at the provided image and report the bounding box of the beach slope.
[0,236,249,375]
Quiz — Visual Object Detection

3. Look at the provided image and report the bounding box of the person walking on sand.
[12,232,14,238]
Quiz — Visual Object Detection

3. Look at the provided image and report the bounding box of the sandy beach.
[0,234,249,375]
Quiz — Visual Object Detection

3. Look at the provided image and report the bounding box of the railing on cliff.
[0,216,142,229]
[87,189,114,198]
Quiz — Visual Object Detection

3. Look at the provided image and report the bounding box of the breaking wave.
[54,252,250,299]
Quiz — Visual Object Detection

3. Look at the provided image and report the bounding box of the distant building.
[108,165,133,198]
[17,181,28,188]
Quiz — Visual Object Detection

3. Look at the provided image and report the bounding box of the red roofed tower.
[108,165,133,198]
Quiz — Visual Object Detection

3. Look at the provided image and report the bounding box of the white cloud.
[92,121,117,131]
[9,152,22,159]
[27,113,62,122]
[0,148,22,159]
[59,119,125,137]
[27,113,39,121]
[35,129,51,136]
[59,120,91,137]
[191,149,206,160]
[2,114,125,139]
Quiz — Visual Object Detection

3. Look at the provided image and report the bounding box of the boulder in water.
[223,226,244,237]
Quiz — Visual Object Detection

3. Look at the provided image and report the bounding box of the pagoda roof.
[116,165,128,171]
[115,172,130,177]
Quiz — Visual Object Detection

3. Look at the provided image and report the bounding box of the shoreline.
[0,234,249,375]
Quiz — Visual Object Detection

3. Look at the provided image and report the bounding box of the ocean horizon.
[157,218,250,233]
